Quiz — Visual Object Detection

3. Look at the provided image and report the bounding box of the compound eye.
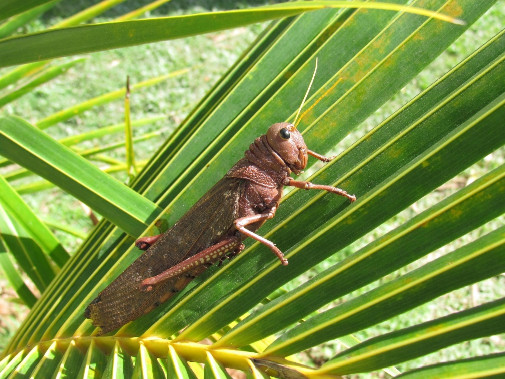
[279,127,291,140]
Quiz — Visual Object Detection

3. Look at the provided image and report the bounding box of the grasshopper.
[85,63,355,334]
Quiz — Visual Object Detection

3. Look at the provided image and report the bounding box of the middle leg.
[234,207,288,266]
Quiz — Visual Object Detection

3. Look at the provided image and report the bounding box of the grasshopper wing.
[85,177,243,334]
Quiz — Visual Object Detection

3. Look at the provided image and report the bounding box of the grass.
[0,0,504,375]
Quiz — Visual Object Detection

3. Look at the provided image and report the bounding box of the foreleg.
[307,149,334,162]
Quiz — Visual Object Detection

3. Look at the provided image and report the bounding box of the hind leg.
[141,236,243,291]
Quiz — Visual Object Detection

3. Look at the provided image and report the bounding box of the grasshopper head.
[266,122,308,174]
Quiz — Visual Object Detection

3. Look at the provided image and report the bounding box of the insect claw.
[140,278,154,292]
[142,285,153,292]
[135,241,151,250]
[135,235,162,250]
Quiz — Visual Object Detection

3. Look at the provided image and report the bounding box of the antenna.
[297,76,343,128]
[294,58,318,127]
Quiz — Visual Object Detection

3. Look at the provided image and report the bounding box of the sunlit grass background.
[1,0,504,375]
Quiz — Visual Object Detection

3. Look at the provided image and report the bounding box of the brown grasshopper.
[84,123,355,334]
[85,66,355,334]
